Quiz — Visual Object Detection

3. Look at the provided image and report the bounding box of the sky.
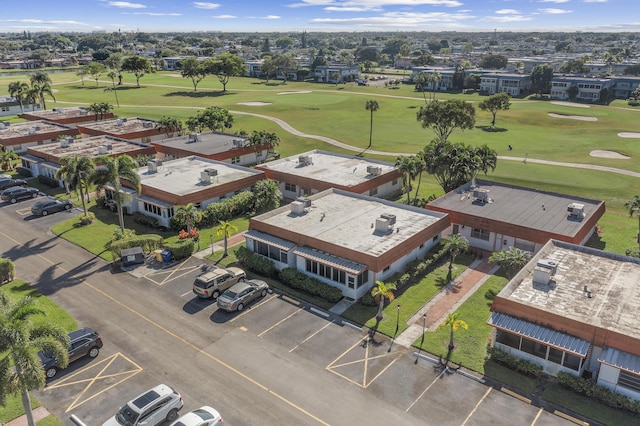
[1,0,638,33]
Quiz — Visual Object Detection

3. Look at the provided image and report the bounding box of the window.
[495,330,521,349]
[563,353,582,371]
[514,239,535,253]
[520,338,547,360]
[231,156,240,164]
[471,228,490,241]
[0,106,9,112]
[452,224,459,235]
[392,179,398,186]
[284,182,297,192]
[369,187,378,196]
[618,370,640,393]
[143,202,162,216]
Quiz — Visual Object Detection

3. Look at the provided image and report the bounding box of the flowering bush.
[178,229,200,240]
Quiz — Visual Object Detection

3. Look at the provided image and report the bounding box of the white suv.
[102,384,183,426]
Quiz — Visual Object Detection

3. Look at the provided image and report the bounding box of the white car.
[103,384,183,426]
[169,406,223,426]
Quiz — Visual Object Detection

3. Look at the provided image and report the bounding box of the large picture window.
[471,228,490,241]
[618,370,640,393]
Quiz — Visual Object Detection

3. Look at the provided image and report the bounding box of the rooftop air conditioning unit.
[147,160,158,173]
[106,143,113,151]
[533,259,558,286]
[116,119,124,126]
[567,203,585,218]
[188,133,200,142]
[298,155,312,166]
[473,188,490,203]
[232,139,244,148]
[0,123,4,130]
[60,139,69,148]
[204,168,218,177]
[296,196,311,208]
[380,213,396,226]
[79,109,88,116]
[28,127,37,135]
[375,216,393,233]
[143,121,154,128]
[290,201,305,215]
[200,171,212,184]
[366,165,382,176]
[98,145,108,155]
[66,136,74,144]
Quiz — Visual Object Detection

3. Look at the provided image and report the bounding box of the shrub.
[487,346,543,378]
[37,175,59,188]
[163,239,195,260]
[0,258,15,283]
[109,234,163,260]
[133,212,158,229]
[280,268,343,303]
[15,166,32,178]
[235,246,277,277]
[78,212,95,225]
[557,372,640,414]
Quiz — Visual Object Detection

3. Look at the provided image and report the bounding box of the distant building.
[76,117,163,144]
[479,73,531,97]
[550,76,615,103]
[489,239,640,401]
[246,188,449,299]
[425,180,605,253]
[0,120,77,153]
[21,106,115,125]
[314,65,360,83]
[255,150,402,200]
[0,96,40,117]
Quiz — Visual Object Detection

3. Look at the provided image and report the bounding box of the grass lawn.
[482,359,539,394]
[0,280,75,425]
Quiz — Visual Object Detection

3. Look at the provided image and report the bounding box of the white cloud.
[106,1,147,9]
[0,18,89,26]
[129,12,182,16]
[212,14,236,19]
[495,9,521,14]
[539,0,569,3]
[193,2,221,9]
[263,15,282,19]
[289,0,463,9]
[584,0,607,2]
[485,15,533,22]
[325,6,383,11]
[311,11,474,27]
[538,8,573,13]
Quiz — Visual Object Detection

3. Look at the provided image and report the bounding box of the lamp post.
[415,313,427,364]
[210,234,214,256]
[388,304,401,352]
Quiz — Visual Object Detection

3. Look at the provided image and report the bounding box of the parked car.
[169,406,223,426]
[1,186,40,203]
[216,279,269,312]
[31,198,73,216]
[193,267,246,299]
[38,327,103,379]
[0,178,27,190]
[102,384,183,426]
[0,174,12,180]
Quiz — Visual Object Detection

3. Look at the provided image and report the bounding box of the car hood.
[101,415,122,426]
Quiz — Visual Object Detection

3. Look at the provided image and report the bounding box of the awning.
[293,246,367,275]
[245,230,296,252]
[488,311,590,357]
[599,347,640,375]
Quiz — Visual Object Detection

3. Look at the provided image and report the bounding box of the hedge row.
[109,235,163,260]
[0,258,15,283]
[557,372,640,415]
[163,239,195,260]
[487,346,543,378]
[37,175,59,188]
[280,268,343,303]
[133,212,159,229]
[171,191,255,231]
[235,246,277,277]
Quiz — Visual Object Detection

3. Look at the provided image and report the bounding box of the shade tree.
[478,92,511,127]
[416,99,476,143]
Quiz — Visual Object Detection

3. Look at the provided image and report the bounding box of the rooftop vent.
[232,138,245,148]
[0,123,5,130]
[375,215,394,233]
[380,213,396,226]
[200,171,213,184]
[66,136,74,144]
[366,165,382,176]
[567,203,585,219]
[290,200,305,215]
[28,127,37,135]
[533,259,558,286]
[188,133,200,143]
[473,188,490,203]
[295,196,311,208]
[60,139,69,148]
[98,145,108,155]
[203,168,218,177]
[147,159,162,173]
[116,119,124,126]
[106,143,113,151]
[298,155,312,166]
[143,121,154,129]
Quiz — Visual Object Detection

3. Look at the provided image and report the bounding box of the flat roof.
[152,132,245,155]
[27,135,149,160]
[138,156,263,196]
[257,150,397,188]
[24,106,91,120]
[252,188,446,258]
[0,120,73,140]
[79,117,155,135]
[498,240,640,340]
[427,180,603,237]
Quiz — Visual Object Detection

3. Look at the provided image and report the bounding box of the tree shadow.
[477,125,508,132]
[163,90,229,98]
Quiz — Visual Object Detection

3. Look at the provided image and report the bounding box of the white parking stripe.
[461,387,492,426]
[290,322,332,352]
[406,368,446,412]
[258,308,303,337]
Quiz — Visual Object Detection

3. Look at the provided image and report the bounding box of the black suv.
[0,178,27,191]
[39,327,103,378]
[1,186,39,203]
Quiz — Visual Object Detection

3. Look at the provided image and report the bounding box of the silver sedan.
[216,279,269,312]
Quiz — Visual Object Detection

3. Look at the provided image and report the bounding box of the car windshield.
[222,289,238,299]
[193,409,214,420]
[115,404,140,426]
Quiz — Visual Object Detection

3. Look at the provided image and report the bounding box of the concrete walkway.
[191,230,248,260]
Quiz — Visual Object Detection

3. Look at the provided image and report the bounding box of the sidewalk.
[192,230,247,260]
[5,406,50,426]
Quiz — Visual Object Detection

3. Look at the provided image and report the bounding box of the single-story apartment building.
[0,120,77,153]
[0,96,40,117]
[21,106,116,125]
[255,150,402,200]
[425,180,605,253]
[488,239,640,401]
[76,117,164,144]
[246,188,449,299]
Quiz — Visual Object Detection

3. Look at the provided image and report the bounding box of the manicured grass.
[0,393,41,424]
[482,359,539,394]
[341,255,474,337]
[542,380,639,425]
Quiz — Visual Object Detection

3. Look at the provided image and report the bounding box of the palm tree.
[8,81,29,113]
[0,149,18,171]
[413,72,429,103]
[365,99,379,151]
[442,234,469,282]
[93,155,141,232]
[29,71,55,110]
[247,130,280,164]
[624,195,640,248]
[427,71,442,101]
[216,220,238,257]
[55,155,96,216]
[0,294,70,426]
[488,247,532,278]
[441,312,468,356]
[395,155,419,204]
[371,280,397,322]
[174,203,203,234]
[106,71,120,107]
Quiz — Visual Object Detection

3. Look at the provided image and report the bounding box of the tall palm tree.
[8,81,29,113]
[29,71,55,110]
[427,71,442,101]
[216,220,238,257]
[441,312,468,357]
[395,155,419,204]
[174,203,203,234]
[488,247,532,278]
[247,130,280,164]
[93,155,141,232]
[624,195,640,248]
[0,149,18,171]
[442,234,469,282]
[371,280,397,322]
[365,99,379,151]
[0,294,70,426]
[106,71,120,107]
[55,155,96,216]
[413,72,429,103]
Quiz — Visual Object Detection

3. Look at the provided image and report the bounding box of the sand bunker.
[237,102,271,106]
[167,74,182,78]
[618,132,640,138]
[590,150,630,159]
[548,113,597,121]
[278,91,312,95]
[550,101,591,108]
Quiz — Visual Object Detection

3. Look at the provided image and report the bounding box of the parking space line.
[364,350,404,388]
[406,369,446,412]
[461,387,492,426]
[290,322,332,352]
[228,293,278,323]
[16,207,31,216]
[531,408,543,425]
[258,307,303,337]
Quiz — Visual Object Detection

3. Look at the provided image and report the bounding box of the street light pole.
[415,313,427,364]
[210,234,214,256]
[388,304,401,353]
